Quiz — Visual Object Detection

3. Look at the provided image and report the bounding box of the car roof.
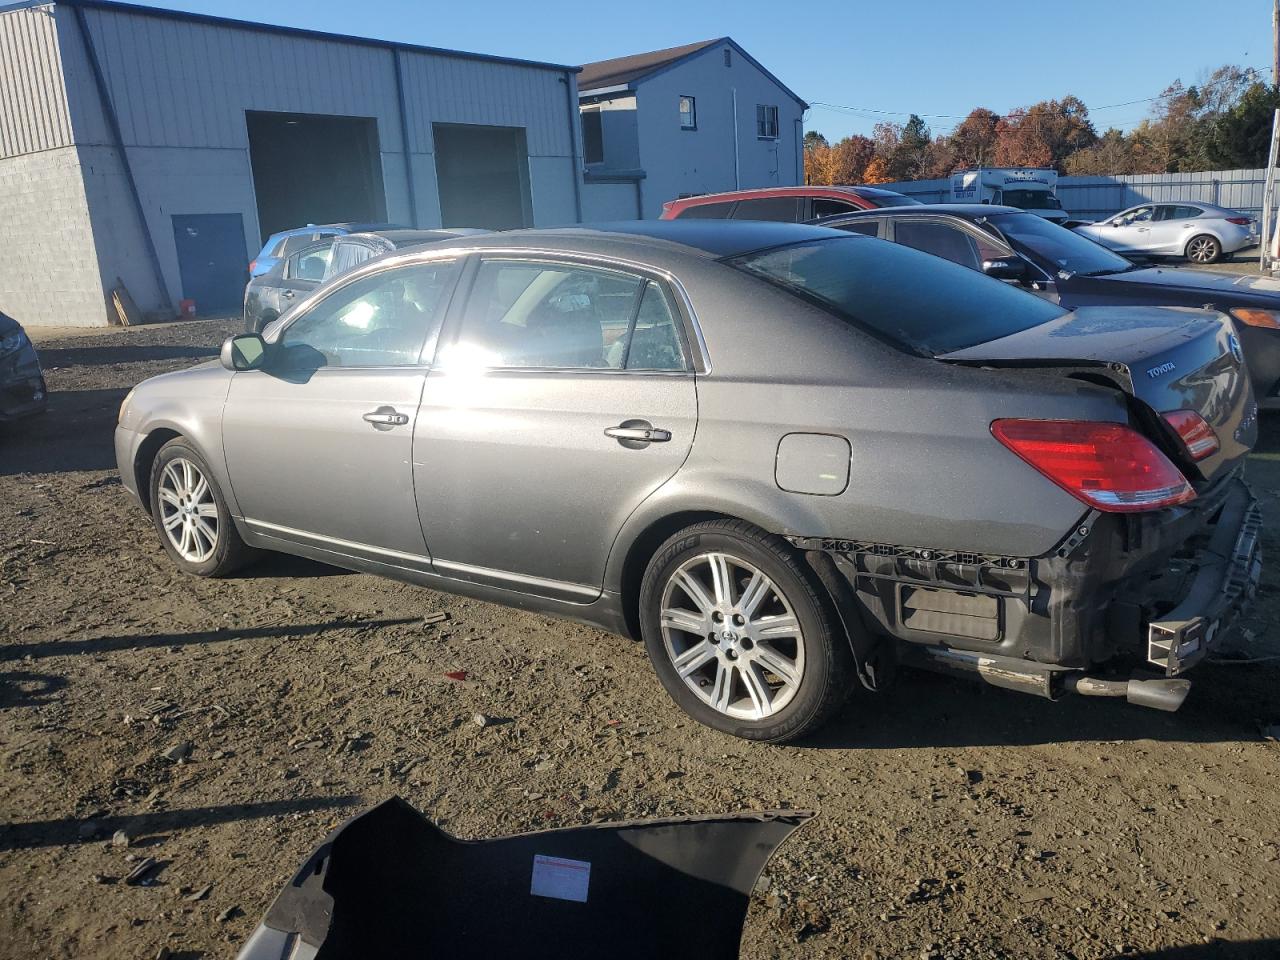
[399,220,852,262]
[339,228,490,246]
[670,185,901,205]
[817,203,1024,220]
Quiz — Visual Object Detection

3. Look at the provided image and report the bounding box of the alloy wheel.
[1187,237,1219,263]
[157,457,219,563]
[659,551,805,721]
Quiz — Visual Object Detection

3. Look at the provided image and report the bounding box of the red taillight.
[1162,410,1219,461]
[249,260,257,273]
[991,419,1195,513]
[1226,216,1251,225]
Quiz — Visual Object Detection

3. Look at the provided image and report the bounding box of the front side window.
[455,260,686,371]
[679,96,696,130]
[1116,206,1154,225]
[757,104,779,139]
[727,236,1064,356]
[278,260,458,368]
[835,219,881,237]
[812,198,860,219]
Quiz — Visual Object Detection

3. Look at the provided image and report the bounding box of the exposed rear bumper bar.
[904,645,1193,712]
[1145,485,1262,676]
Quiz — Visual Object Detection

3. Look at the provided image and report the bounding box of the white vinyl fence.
[879,168,1268,222]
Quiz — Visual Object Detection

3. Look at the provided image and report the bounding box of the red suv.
[659,185,921,222]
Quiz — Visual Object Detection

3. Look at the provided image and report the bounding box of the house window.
[723,48,731,67]
[757,104,779,139]
[679,96,696,130]
[582,109,603,165]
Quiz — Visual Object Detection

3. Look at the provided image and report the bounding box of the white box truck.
[950,168,1070,224]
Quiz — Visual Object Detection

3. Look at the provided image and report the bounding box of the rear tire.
[1185,234,1221,264]
[149,438,252,577]
[639,519,852,742]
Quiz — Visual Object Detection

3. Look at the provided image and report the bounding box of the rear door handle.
[605,422,671,443]
[363,409,409,427]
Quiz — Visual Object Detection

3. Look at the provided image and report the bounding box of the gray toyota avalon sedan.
[116,221,1261,742]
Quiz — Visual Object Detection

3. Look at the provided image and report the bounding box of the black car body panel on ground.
[235,797,808,960]
[812,205,1280,406]
[0,311,47,422]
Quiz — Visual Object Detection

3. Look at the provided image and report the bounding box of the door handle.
[363,409,409,427]
[605,422,671,443]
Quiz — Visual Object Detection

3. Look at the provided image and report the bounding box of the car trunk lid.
[940,305,1256,485]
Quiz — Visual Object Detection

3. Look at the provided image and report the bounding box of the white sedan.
[1073,201,1259,264]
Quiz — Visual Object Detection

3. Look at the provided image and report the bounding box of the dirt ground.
[2,315,1279,960]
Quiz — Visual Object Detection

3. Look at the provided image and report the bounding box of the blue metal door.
[172,214,248,316]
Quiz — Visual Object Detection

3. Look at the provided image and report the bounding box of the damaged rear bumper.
[791,474,1261,711]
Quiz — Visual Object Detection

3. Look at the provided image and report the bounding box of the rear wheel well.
[133,428,181,512]
[618,511,731,640]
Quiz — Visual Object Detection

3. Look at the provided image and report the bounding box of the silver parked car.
[1072,201,1259,263]
[116,222,1260,741]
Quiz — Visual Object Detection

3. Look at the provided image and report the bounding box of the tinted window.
[1116,206,1153,225]
[727,237,1064,355]
[729,197,802,222]
[457,260,684,371]
[325,239,388,280]
[835,220,880,237]
[812,198,861,219]
[1174,205,1203,220]
[991,212,1133,276]
[857,190,922,208]
[673,201,735,220]
[894,220,982,270]
[279,233,326,256]
[279,260,457,368]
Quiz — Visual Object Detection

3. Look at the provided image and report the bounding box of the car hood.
[1095,266,1280,302]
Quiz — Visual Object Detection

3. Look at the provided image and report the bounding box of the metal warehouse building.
[0,0,584,326]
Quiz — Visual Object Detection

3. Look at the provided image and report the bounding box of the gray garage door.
[433,124,533,231]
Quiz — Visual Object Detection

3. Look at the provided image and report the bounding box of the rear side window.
[893,220,982,270]
[672,201,735,220]
[730,197,803,222]
[727,237,1064,356]
[279,233,324,256]
[836,220,880,237]
[454,260,686,371]
[325,240,384,280]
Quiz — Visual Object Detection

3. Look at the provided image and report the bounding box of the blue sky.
[120,0,1273,141]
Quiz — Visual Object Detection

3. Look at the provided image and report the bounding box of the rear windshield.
[726,236,1064,355]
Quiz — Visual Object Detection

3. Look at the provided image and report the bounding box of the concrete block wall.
[0,147,107,327]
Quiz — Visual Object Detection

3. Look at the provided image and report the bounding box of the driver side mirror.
[982,258,1028,281]
[221,333,268,371]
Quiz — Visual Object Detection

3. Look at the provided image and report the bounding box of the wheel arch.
[1185,232,1222,260]
[133,427,182,513]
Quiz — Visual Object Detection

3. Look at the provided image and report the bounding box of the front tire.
[639,520,852,742]
[1185,234,1222,264]
[149,438,251,577]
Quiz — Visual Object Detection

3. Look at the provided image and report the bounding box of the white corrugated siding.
[0,4,74,158]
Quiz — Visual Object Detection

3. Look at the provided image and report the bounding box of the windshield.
[989,212,1132,276]
[727,237,1064,355]
[1002,189,1062,210]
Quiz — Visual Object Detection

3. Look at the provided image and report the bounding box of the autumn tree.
[994,96,1096,170]
[949,108,1001,169]
[1204,82,1280,168]
[829,134,876,183]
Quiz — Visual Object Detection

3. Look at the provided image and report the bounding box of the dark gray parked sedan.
[116,222,1261,741]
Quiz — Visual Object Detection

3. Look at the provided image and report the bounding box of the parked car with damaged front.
[115,222,1261,742]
